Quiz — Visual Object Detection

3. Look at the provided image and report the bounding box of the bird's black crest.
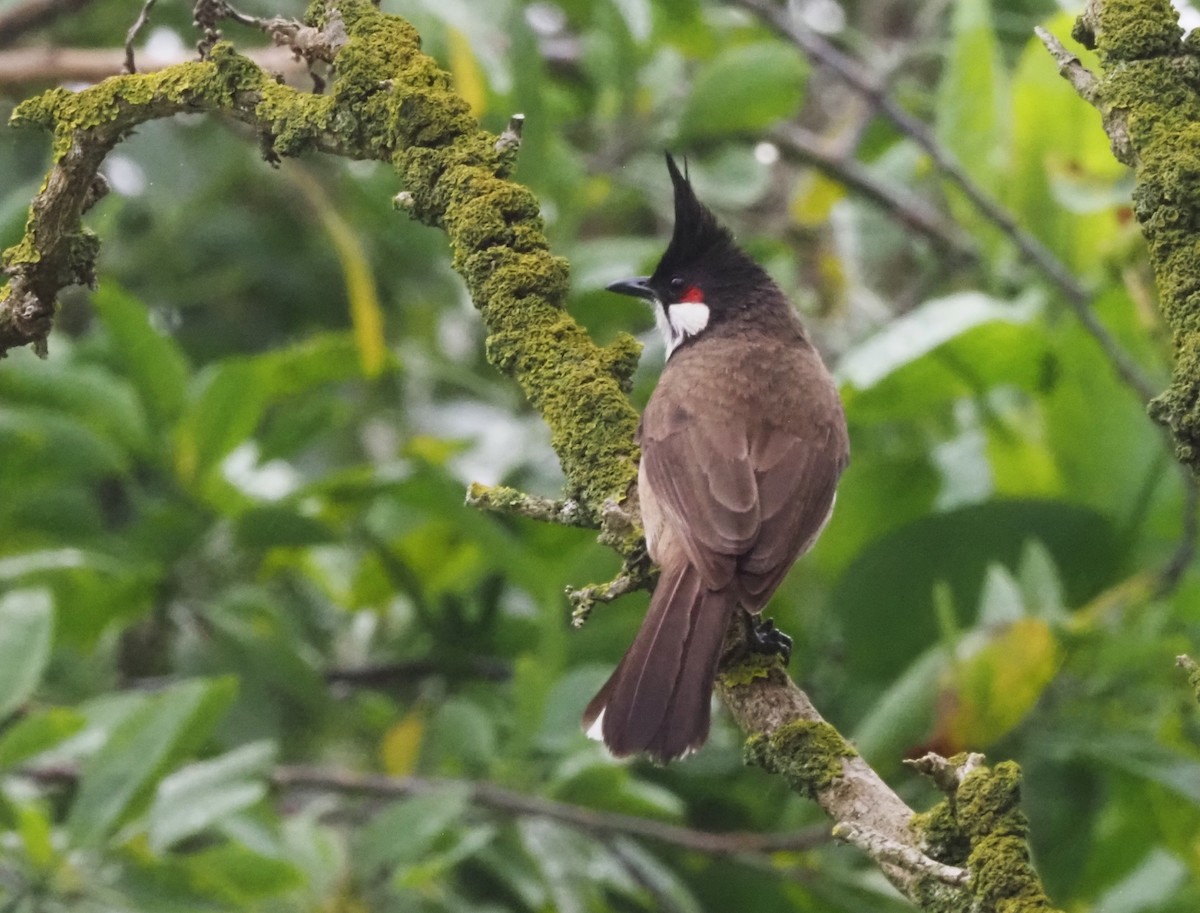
[654,153,737,280]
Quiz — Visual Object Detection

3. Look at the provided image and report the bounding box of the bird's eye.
[669,277,685,292]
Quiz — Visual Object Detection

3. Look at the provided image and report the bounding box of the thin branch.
[271,765,828,858]
[324,657,512,686]
[769,122,978,267]
[465,482,593,528]
[1033,26,1100,105]
[567,565,652,628]
[716,654,921,895]
[0,44,303,87]
[1158,462,1199,595]
[735,0,1159,405]
[122,0,157,75]
[0,0,97,49]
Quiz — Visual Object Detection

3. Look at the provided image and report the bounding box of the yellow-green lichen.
[1082,0,1200,472]
[1181,654,1200,703]
[954,762,1060,913]
[743,720,855,799]
[718,651,778,688]
[911,800,970,867]
[1098,0,1182,61]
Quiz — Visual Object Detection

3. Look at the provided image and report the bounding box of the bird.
[581,153,849,763]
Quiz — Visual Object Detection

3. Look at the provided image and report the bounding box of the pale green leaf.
[936,0,1008,193]
[148,741,277,851]
[66,677,238,846]
[0,588,54,721]
[677,41,806,141]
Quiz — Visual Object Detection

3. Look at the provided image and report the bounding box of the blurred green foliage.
[0,0,1197,911]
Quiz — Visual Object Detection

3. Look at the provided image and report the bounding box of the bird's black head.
[607,153,777,356]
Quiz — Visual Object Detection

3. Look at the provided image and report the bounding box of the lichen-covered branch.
[1042,0,1200,475]
[0,0,641,526]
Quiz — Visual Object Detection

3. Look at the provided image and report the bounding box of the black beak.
[606,276,656,301]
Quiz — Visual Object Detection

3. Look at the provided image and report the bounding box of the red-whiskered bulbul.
[582,154,849,763]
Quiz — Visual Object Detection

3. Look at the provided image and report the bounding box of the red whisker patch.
[681,285,704,303]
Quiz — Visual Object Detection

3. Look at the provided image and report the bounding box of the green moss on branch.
[2,0,640,524]
[1074,0,1200,473]
[743,720,856,799]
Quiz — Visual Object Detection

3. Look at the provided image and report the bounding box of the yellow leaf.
[287,168,387,378]
[448,28,487,116]
[945,618,1062,748]
[790,172,846,226]
[381,709,425,776]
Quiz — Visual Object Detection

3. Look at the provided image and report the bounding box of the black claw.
[741,613,793,665]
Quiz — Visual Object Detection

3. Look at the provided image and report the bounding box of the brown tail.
[581,561,732,763]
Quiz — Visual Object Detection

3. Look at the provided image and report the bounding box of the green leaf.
[0,359,151,458]
[836,291,1041,392]
[851,644,943,766]
[174,360,269,490]
[16,801,56,871]
[831,500,1121,699]
[234,504,338,550]
[353,785,471,878]
[92,282,190,429]
[0,707,86,769]
[936,0,1007,194]
[677,41,806,141]
[66,677,238,847]
[424,698,497,774]
[945,617,1062,749]
[148,741,276,852]
[181,842,305,903]
[976,564,1026,626]
[0,406,130,482]
[0,588,54,721]
[1007,13,1127,275]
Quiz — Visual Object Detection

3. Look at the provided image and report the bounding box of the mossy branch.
[1040,0,1200,476]
[717,645,1062,911]
[1,2,1062,909]
[0,0,640,526]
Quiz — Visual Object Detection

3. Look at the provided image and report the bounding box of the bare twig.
[1158,463,1199,595]
[494,112,525,156]
[567,567,649,627]
[906,751,985,793]
[0,44,303,87]
[272,765,828,858]
[1033,26,1100,105]
[122,0,157,75]
[0,0,97,49]
[465,482,593,528]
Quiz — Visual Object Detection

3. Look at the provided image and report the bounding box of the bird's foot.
[741,613,792,665]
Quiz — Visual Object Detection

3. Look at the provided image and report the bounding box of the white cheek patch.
[657,301,710,357]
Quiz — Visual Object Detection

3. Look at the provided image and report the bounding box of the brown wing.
[639,402,757,589]
[639,352,848,606]
[737,420,845,609]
